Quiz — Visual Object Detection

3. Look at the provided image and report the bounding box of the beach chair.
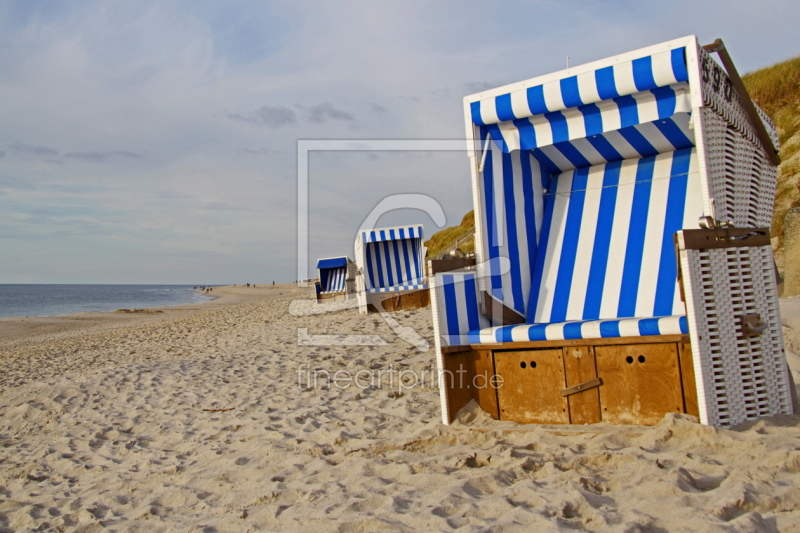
[315,256,357,302]
[429,36,794,428]
[354,225,429,314]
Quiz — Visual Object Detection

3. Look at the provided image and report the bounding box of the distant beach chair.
[315,256,357,303]
[429,36,794,428]
[354,225,429,314]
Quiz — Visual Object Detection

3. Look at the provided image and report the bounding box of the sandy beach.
[1,286,799,532]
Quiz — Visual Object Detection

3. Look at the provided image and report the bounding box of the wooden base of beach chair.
[441,335,699,425]
[366,289,430,313]
[316,291,348,302]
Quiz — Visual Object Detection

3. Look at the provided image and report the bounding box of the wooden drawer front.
[495,350,569,424]
[595,343,684,425]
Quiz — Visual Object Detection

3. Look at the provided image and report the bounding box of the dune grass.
[743,56,800,160]
[743,56,800,270]
[425,211,475,258]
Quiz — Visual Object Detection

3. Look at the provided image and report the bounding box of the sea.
[0,285,214,320]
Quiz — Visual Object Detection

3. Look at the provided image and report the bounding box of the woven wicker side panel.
[699,108,778,229]
[698,47,768,148]
[742,138,778,229]
[681,244,792,427]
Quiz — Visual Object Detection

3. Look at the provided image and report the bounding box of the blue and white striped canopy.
[472,47,693,165]
[361,225,423,244]
[471,47,688,125]
[316,257,348,270]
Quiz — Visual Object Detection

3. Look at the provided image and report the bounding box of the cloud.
[240,147,281,156]
[6,143,141,163]
[306,102,354,123]
[0,175,37,191]
[64,151,142,162]
[369,103,387,113]
[8,142,59,158]
[230,102,355,127]
[464,81,501,94]
[229,105,297,128]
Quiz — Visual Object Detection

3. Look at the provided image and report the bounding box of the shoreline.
[0,284,222,322]
[0,284,299,347]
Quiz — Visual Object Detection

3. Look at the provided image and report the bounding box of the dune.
[0,285,798,531]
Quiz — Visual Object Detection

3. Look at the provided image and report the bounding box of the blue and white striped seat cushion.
[467,315,687,344]
[365,283,427,294]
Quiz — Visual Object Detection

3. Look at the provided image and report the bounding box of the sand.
[0,285,799,532]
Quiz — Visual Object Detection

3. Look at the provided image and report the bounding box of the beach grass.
[425,210,475,257]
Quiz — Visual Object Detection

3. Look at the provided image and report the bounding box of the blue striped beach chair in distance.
[354,225,430,314]
[430,36,794,428]
[315,256,357,303]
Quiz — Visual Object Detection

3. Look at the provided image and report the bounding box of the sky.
[0,0,797,284]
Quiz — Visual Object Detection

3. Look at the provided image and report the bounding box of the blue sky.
[0,0,797,283]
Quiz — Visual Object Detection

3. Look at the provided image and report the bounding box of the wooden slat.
[678,228,770,250]
[562,345,602,424]
[678,342,699,417]
[316,291,346,301]
[561,378,603,398]
[428,258,476,274]
[481,291,526,326]
[371,289,430,313]
[441,345,475,355]
[703,39,781,166]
